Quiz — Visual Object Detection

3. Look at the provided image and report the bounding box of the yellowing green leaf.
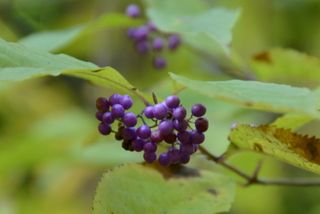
[93,163,235,214]
[230,124,320,174]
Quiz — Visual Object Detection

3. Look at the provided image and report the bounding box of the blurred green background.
[1,0,320,213]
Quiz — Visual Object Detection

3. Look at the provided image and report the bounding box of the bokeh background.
[1,0,320,213]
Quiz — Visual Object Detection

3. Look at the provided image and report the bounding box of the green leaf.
[18,13,142,52]
[169,73,320,117]
[93,163,235,214]
[250,48,320,87]
[230,124,320,174]
[143,0,241,55]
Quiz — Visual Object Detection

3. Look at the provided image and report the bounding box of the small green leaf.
[230,124,320,174]
[169,73,319,117]
[93,163,235,214]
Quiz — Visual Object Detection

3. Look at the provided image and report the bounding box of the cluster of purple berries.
[95,94,209,166]
[125,4,181,69]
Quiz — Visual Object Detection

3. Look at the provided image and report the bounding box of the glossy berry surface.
[158,153,170,166]
[191,103,206,117]
[195,118,209,132]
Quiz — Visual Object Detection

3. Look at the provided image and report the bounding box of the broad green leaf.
[250,48,320,87]
[18,13,141,52]
[169,73,320,117]
[93,163,235,214]
[143,0,241,55]
[230,124,320,174]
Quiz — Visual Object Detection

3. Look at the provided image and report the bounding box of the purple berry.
[150,130,164,143]
[132,138,145,152]
[167,148,181,163]
[102,112,115,124]
[126,4,140,18]
[177,130,191,143]
[168,34,181,50]
[165,95,180,109]
[98,123,112,135]
[163,132,177,144]
[95,111,104,121]
[173,106,187,121]
[158,153,170,166]
[152,38,164,51]
[180,153,190,164]
[134,26,149,41]
[136,125,151,139]
[143,152,157,163]
[180,143,196,155]
[191,103,206,117]
[173,119,188,132]
[120,95,133,110]
[109,94,122,106]
[147,20,157,31]
[143,141,157,154]
[152,103,168,120]
[190,130,205,144]
[96,97,110,112]
[127,27,136,39]
[158,120,174,135]
[121,127,137,140]
[136,40,149,54]
[195,118,209,132]
[111,104,125,119]
[153,56,166,69]
[144,106,154,119]
[122,112,137,127]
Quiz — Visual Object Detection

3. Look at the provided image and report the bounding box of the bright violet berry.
[158,120,174,135]
[168,34,181,50]
[136,125,151,139]
[152,37,164,51]
[191,103,206,117]
[158,153,171,166]
[134,26,149,41]
[102,112,115,124]
[109,94,122,106]
[122,112,137,127]
[111,104,125,119]
[120,95,133,110]
[144,106,154,119]
[98,123,112,135]
[126,4,140,18]
[152,103,168,120]
[165,95,180,108]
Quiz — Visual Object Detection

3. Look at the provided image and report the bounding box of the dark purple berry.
[195,118,209,132]
[167,148,181,163]
[147,20,157,31]
[96,97,110,112]
[190,130,205,144]
[121,127,137,140]
[122,112,137,127]
[95,111,104,121]
[191,103,206,117]
[152,103,168,120]
[168,34,181,50]
[173,106,187,121]
[173,119,188,132]
[134,26,149,41]
[111,104,125,119]
[143,141,157,154]
[102,112,115,124]
[152,38,164,51]
[132,138,145,152]
[136,125,151,139]
[158,153,170,166]
[150,130,164,143]
[144,106,154,119]
[136,40,149,54]
[127,27,136,39]
[109,94,122,106]
[126,4,140,18]
[120,95,133,110]
[153,56,166,69]
[165,95,180,109]
[180,153,190,164]
[98,123,112,135]
[163,132,177,144]
[143,152,157,163]
[180,143,196,155]
[158,120,174,135]
[177,130,191,143]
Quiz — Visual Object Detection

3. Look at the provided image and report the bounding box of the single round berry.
[95,111,104,121]
[98,123,112,135]
[158,120,174,135]
[153,103,168,120]
[173,106,187,121]
[167,147,181,163]
[127,27,136,39]
[158,153,170,166]
[111,104,125,119]
[102,112,115,124]
[147,20,157,31]
[153,56,167,69]
[180,143,196,155]
[109,94,122,106]
[152,37,164,51]
[134,26,149,41]
[144,106,154,119]
[163,132,177,144]
[131,138,145,152]
[136,125,151,139]
[179,153,190,164]
[177,130,191,143]
[143,152,157,163]
[122,112,137,127]
[150,130,164,143]
[143,141,157,154]
[165,95,180,109]
[173,119,188,132]
[190,130,205,144]
[191,104,206,117]
[126,4,140,18]
[120,95,133,110]
[96,97,110,112]
[195,118,209,132]
[168,34,181,50]
[136,40,149,54]
[121,127,137,140]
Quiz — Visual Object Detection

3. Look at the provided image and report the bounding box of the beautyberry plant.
[95,94,208,166]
